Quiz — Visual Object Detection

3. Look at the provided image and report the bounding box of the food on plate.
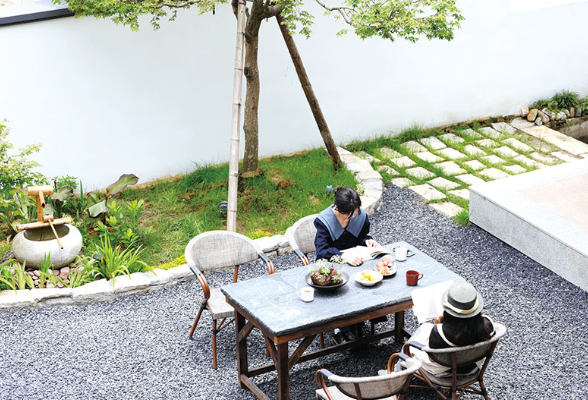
[310,265,344,286]
[359,269,378,282]
[376,257,394,275]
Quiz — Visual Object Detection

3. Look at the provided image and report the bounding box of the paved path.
[0,185,586,399]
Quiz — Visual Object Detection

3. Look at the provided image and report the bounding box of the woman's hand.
[342,254,364,266]
[365,239,379,248]
[434,315,444,325]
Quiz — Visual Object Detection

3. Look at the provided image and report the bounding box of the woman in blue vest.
[314,186,379,266]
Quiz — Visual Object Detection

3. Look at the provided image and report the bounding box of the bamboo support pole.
[47,218,64,249]
[227,0,247,232]
[16,217,72,231]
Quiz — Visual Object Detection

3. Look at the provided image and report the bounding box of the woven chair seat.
[316,386,399,400]
[207,288,234,319]
[421,368,479,387]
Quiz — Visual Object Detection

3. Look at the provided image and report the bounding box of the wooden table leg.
[276,342,290,400]
[236,312,248,388]
[395,311,405,343]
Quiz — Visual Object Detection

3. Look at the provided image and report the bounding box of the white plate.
[354,270,383,286]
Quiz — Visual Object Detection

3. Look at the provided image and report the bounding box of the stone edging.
[0,147,384,313]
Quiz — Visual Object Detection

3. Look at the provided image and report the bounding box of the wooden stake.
[47,218,64,249]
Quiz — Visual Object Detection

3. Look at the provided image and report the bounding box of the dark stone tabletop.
[221,241,462,337]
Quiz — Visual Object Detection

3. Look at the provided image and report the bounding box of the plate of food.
[354,269,384,287]
[306,264,349,290]
[375,256,397,278]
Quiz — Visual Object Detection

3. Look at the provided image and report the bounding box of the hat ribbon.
[443,293,479,315]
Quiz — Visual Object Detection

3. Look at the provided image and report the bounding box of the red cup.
[406,270,424,286]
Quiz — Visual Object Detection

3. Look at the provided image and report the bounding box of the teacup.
[395,246,408,261]
[297,286,314,302]
[406,270,424,286]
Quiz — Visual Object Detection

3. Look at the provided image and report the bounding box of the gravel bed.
[0,184,586,399]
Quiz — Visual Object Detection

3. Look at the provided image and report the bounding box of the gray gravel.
[1,184,587,400]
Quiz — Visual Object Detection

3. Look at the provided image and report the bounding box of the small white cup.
[395,246,408,262]
[297,286,314,302]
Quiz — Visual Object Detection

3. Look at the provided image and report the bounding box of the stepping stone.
[448,189,470,200]
[529,152,558,165]
[435,161,467,175]
[491,122,517,135]
[494,146,520,158]
[437,148,467,160]
[477,139,499,148]
[464,145,487,156]
[377,165,400,176]
[345,159,373,173]
[391,177,414,188]
[510,117,535,130]
[379,147,402,159]
[429,177,460,190]
[551,151,579,162]
[420,137,446,150]
[438,134,465,144]
[461,129,482,139]
[402,141,427,152]
[415,151,444,163]
[503,164,527,175]
[391,156,416,168]
[503,138,533,152]
[514,154,543,168]
[356,151,380,162]
[463,160,485,171]
[479,168,510,180]
[479,127,501,139]
[456,174,486,186]
[409,184,446,201]
[429,202,463,218]
[406,167,436,179]
[357,171,382,180]
[481,155,505,165]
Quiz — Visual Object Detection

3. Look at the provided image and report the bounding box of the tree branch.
[314,0,352,24]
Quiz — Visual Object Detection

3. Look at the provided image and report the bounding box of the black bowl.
[305,271,349,290]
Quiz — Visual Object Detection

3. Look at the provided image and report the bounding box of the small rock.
[521,107,529,117]
[56,281,65,288]
[33,270,40,278]
[537,110,549,124]
[534,117,543,126]
[569,108,575,117]
[542,108,554,118]
[59,271,69,280]
[46,282,55,289]
[526,109,538,122]
[60,267,70,274]
[51,270,60,276]
[33,279,40,286]
[564,109,570,117]
[557,112,567,120]
[576,108,582,117]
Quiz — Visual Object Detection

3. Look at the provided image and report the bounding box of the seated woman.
[314,186,379,266]
[314,187,381,342]
[406,281,495,377]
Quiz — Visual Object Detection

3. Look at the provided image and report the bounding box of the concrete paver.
[529,152,558,165]
[429,177,460,190]
[391,156,416,168]
[437,148,467,160]
[480,127,501,139]
[377,165,400,176]
[379,147,402,159]
[429,202,463,218]
[406,167,436,179]
[414,151,444,163]
[463,160,485,171]
[522,125,588,156]
[449,188,470,200]
[456,174,486,186]
[551,151,580,162]
[477,138,499,148]
[479,168,511,180]
[503,164,527,175]
[495,146,520,158]
[438,134,465,144]
[491,122,517,135]
[435,161,467,175]
[402,141,427,152]
[503,138,533,152]
[514,154,544,168]
[420,137,446,150]
[464,145,487,156]
[408,184,446,201]
[481,155,505,165]
[391,177,414,188]
[462,129,482,139]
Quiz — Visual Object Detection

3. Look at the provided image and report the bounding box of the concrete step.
[470,159,588,292]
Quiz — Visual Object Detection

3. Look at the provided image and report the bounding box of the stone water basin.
[12,224,82,268]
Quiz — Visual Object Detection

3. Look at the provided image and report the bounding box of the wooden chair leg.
[212,319,218,369]
[189,302,206,338]
[319,332,325,348]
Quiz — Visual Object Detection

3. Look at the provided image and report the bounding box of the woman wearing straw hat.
[406,281,496,376]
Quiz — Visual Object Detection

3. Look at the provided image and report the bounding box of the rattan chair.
[315,353,422,400]
[289,214,319,265]
[185,230,275,369]
[402,323,507,400]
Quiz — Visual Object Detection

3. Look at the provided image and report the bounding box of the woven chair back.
[331,358,421,399]
[289,214,318,255]
[426,323,507,368]
[185,230,261,273]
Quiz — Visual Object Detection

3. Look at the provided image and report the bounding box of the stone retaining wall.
[0,147,384,313]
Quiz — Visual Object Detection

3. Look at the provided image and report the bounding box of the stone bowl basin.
[12,224,83,269]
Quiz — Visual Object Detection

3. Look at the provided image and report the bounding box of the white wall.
[1,0,588,190]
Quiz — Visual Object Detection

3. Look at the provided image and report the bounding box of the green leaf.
[88,200,108,218]
[106,174,139,196]
[50,188,73,202]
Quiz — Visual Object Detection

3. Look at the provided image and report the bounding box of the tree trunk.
[241,0,265,177]
[276,14,342,169]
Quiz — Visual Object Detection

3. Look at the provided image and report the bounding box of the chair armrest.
[293,249,310,265]
[387,352,410,373]
[402,341,425,358]
[316,369,336,400]
[258,252,276,274]
[189,264,202,276]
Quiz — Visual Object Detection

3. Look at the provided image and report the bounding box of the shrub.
[92,236,148,285]
[551,90,580,109]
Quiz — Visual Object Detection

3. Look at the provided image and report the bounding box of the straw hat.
[442,281,484,319]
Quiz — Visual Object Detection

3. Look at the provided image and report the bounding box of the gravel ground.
[1,184,587,400]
